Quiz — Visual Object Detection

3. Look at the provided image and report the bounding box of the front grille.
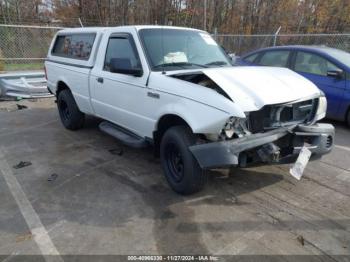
[248,99,318,133]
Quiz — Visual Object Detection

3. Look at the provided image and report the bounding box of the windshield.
[324,48,350,67]
[139,28,232,71]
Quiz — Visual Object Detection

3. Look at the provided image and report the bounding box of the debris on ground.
[297,235,305,246]
[0,107,10,112]
[47,173,58,182]
[15,232,33,243]
[16,104,28,110]
[0,97,54,112]
[225,196,238,204]
[13,161,32,169]
[108,148,124,156]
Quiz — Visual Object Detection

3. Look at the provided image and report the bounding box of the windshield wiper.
[153,62,208,70]
[205,61,228,66]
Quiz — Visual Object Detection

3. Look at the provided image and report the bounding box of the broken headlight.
[222,117,249,139]
[315,94,327,121]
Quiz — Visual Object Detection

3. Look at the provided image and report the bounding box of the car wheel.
[347,109,350,127]
[160,126,207,195]
[57,89,85,130]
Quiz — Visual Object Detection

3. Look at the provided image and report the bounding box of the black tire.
[160,126,207,195]
[347,110,350,127]
[57,89,85,130]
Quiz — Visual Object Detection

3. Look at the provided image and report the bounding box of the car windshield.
[323,48,350,67]
[139,28,231,71]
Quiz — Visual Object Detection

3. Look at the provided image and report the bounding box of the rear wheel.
[160,126,207,195]
[57,89,85,130]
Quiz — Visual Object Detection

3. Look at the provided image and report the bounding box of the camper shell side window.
[51,33,96,60]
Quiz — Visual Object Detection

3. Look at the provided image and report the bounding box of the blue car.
[236,45,350,125]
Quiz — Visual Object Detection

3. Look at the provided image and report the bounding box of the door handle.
[97,77,104,83]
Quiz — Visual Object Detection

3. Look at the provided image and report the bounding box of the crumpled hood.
[202,66,321,111]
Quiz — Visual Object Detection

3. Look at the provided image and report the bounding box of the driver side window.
[104,35,141,72]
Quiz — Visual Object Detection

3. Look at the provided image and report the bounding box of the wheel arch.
[56,80,70,95]
[153,114,193,157]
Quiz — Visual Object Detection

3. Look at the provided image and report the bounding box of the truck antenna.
[78,18,84,27]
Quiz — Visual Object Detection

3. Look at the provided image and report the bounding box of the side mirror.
[228,53,237,64]
[110,58,143,77]
[327,69,343,79]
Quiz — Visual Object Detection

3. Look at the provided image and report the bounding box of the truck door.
[90,32,152,137]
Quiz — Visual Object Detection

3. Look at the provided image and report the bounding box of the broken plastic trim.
[190,125,295,169]
[190,123,334,169]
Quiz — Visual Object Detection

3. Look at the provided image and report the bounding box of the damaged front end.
[247,98,319,133]
[190,123,334,169]
[190,96,334,169]
[166,68,334,169]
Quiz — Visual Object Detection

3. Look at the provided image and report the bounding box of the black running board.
[99,121,148,148]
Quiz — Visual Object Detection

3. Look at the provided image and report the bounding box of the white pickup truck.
[45,26,334,194]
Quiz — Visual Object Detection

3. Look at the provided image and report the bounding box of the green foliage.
[4,63,43,71]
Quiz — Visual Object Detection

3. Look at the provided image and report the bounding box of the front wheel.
[160,126,207,195]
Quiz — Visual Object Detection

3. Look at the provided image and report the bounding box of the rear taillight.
[44,65,47,80]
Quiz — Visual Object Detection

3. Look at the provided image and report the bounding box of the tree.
[1,0,349,33]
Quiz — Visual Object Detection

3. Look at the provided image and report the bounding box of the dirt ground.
[0,98,349,261]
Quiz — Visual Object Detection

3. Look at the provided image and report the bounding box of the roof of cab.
[57,25,204,34]
[134,25,204,32]
[57,27,108,34]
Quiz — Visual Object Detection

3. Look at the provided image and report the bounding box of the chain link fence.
[0,24,62,72]
[215,33,350,55]
[1,24,350,72]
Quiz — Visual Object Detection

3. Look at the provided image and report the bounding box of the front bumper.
[189,123,334,169]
